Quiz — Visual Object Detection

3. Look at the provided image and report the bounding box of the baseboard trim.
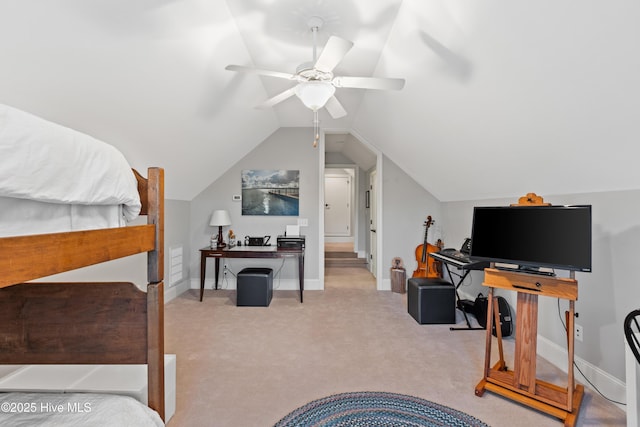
[164,280,190,303]
[537,335,626,411]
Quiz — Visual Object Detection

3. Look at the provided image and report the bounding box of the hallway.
[324,242,375,289]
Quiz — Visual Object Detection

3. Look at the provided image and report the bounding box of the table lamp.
[210,210,231,248]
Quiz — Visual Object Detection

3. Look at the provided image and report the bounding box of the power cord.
[272,258,286,290]
[556,299,625,406]
[222,263,237,289]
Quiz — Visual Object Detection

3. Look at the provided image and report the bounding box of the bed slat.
[0,225,156,289]
[0,282,148,364]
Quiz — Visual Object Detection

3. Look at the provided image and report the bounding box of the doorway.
[323,133,380,289]
[324,170,353,239]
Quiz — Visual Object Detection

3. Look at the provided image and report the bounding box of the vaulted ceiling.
[1,1,638,201]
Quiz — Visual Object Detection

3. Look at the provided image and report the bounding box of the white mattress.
[0,355,176,424]
[0,103,141,235]
[0,196,125,237]
[0,392,164,427]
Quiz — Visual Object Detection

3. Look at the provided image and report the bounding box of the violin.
[412,215,443,278]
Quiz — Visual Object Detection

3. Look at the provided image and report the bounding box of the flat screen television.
[469,205,592,273]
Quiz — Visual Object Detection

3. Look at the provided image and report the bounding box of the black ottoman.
[237,268,273,307]
[407,277,455,324]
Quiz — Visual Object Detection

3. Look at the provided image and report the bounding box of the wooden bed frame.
[0,167,166,421]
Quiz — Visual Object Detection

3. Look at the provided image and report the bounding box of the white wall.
[381,155,442,283]
[189,128,321,290]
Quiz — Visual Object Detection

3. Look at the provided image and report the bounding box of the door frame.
[319,130,383,291]
[368,169,377,277]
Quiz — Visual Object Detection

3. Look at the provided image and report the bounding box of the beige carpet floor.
[164,265,626,426]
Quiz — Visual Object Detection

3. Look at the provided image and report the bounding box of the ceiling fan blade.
[256,87,296,109]
[314,36,354,73]
[225,65,295,80]
[333,76,405,91]
[324,96,347,119]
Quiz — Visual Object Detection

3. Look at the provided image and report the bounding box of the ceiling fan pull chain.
[313,110,319,148]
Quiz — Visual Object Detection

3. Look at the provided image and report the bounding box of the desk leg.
[214,258,220,290]
[298,254,304,303]
[200,253,206,302]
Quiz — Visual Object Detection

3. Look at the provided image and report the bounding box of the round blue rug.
[274,391,489,427]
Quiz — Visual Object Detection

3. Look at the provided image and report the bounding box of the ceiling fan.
[225,17,405,120]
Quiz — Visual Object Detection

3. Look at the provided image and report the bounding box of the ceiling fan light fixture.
[294,81,335,111]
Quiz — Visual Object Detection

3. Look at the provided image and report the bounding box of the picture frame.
[241,170,300,216]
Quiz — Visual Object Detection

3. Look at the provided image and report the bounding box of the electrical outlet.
[575,324,583,342]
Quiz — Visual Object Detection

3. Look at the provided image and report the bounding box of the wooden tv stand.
[474,193,584,426]
[474,267,583,426]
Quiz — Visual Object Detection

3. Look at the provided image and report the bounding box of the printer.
[277,235,305,250]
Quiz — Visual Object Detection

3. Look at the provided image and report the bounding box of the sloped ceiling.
[1,1,638,201]
[326,133,376,171]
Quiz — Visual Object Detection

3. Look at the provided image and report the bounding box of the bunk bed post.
[147,167,164,284]
[146,167,165,421]
[147,282,165,421]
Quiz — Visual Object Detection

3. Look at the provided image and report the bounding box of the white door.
[324,175,351,236]
[369,170,377,277]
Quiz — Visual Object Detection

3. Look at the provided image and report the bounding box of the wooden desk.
[199,246,305,303]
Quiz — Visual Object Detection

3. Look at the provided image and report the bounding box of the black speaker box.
[407,277,455,324]
[237,268,273,307]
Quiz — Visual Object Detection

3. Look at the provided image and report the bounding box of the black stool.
[407,277,455,324]
[237,268,273,306]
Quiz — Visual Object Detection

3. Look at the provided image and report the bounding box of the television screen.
[470,205,592,273]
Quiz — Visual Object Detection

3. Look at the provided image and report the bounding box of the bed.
[0,104,166,425]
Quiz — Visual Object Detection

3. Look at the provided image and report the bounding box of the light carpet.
[164,266,625,426]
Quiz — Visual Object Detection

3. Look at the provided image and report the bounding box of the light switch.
[297,218,308,227]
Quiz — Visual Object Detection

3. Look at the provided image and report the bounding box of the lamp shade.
[210,210,231,227]
[294,81,335,111]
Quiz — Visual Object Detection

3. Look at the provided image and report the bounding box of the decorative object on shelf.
[514,192,550,206]
[228,229,236,247]
[390,257,406,294]
[392,257,404,269]
[209,210,231,248]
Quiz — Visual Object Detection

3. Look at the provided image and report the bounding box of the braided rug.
[274,391,489,427]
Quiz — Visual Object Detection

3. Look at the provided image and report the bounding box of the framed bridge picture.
[241,170,300,216]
